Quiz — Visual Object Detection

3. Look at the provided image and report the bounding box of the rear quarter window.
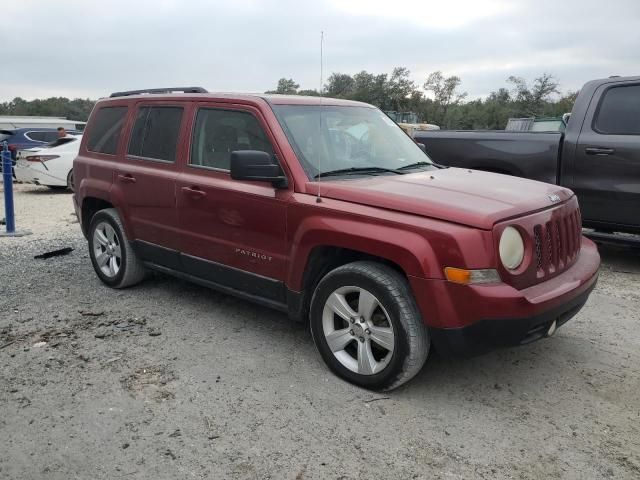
[87,106,128,155]
[594,84,640,135]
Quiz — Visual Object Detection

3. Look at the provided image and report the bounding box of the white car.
[15,135,81,190]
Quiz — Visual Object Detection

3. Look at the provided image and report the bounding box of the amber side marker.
[444,267,472,284]
[444,267,501,285]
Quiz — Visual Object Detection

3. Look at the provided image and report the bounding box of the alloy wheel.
[92,221,122,278]
[322,286,395,375]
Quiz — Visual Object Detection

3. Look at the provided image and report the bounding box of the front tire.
[310,261,429,391]
[88,208,146,288]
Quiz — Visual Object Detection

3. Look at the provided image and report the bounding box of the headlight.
[499,226,524,270]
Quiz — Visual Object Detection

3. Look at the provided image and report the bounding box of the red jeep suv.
[73,87,600,390]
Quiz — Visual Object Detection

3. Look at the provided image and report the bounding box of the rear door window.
[594,84,640,135]
[45,137,77,148]
[189,108,274,170]
[87,106,128,155]
[43,131,59,142]
[25,131,48,142]
[128,106,183,162]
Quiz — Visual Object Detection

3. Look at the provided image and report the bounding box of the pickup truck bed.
[416,130,562,184]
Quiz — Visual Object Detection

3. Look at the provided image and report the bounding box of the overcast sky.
[2,0,638,101]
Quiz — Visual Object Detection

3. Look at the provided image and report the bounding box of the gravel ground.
[1,184,639,479]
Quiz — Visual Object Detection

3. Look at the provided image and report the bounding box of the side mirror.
[230,150,288,188]
[416,142,427,153]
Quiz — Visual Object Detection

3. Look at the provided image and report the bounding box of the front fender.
[287,215,439,291]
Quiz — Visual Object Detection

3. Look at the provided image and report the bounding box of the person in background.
[57,127,67,138]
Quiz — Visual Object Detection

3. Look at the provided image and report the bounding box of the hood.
[311,168,572,229]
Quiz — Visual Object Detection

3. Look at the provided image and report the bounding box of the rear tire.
[310,261,429,391]
[66,170,74,191]
[88,208,146,288]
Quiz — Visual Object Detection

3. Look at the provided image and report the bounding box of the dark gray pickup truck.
[415,76,640,236]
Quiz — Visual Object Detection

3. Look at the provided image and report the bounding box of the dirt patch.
[121,366,177,402]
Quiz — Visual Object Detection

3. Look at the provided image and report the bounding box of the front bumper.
[430,279,596,356]
[409,236,600,356]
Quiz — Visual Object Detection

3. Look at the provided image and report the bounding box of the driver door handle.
[585,147,615,156]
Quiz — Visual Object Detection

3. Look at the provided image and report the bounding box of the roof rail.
[109,87,208,98]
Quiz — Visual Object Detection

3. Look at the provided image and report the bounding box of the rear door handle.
[117,173,137,183]
[585,147,615,156]
[181,186,207,198]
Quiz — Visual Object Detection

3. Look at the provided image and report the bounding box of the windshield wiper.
[314,166,405,179]
[397,161,439,171]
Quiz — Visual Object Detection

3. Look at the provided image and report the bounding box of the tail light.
[26,155,60,162]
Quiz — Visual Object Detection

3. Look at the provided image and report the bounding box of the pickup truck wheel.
[88,208,146,289]
[310,261,429,391]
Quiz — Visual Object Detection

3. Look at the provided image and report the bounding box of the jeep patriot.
[73,87,600,390]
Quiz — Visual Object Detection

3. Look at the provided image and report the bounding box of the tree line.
[266,68,578,129]
[0,69,578,130]
[0,97,96,123]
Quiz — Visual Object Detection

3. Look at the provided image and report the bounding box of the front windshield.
[272,105,434,180]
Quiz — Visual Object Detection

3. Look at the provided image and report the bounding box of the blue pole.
[2,141,15,233]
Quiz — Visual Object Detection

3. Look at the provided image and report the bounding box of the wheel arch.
[81,196,114,237]
[76,170,133,239]
[286,221,439,322]
[80,193,136,243]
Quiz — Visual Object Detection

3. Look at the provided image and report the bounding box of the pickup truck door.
[572,82,640,229]
[176,103,290,305]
